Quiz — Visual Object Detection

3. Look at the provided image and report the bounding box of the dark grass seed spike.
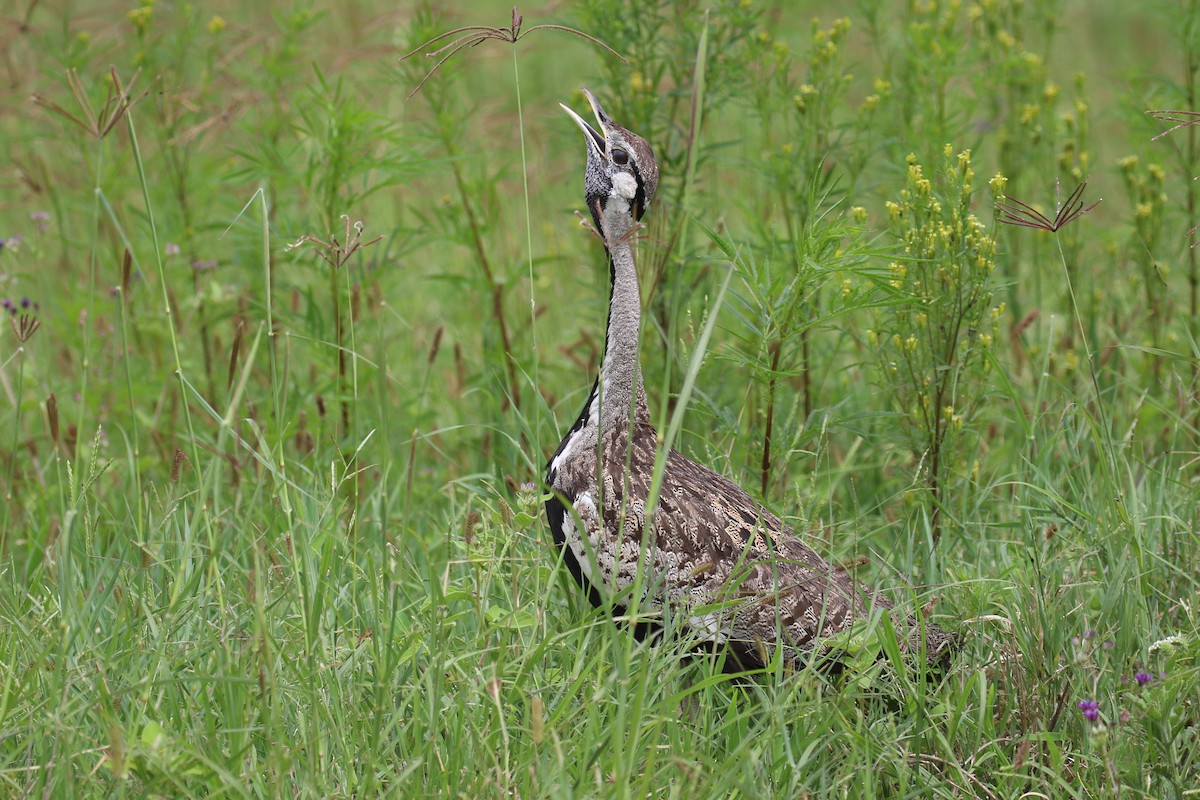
[400,6,627,100]
[227,321,244,393]
[10,314,40,343]
[997,178,1100,233]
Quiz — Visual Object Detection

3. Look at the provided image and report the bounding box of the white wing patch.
[687,613,731,644]
[563,492,609,602]
[548,393,599,476]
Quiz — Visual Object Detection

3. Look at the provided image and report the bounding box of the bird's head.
[561,89,658,233]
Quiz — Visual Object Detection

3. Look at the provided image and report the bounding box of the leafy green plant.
[868,147,1001,542]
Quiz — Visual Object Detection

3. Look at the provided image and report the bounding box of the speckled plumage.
[546,90,954,671]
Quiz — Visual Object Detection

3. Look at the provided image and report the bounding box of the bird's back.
[547,419,954,670]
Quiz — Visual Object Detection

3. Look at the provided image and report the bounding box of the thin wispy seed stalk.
[997,179,1101,232]
[998,178,1118,484]
[1148,109,1200,246]
[120,65,218,597]
[400,5,627,99]
[1149,104,1200,426]
[32,67,148,140]
[288,216,382,439]
[287,215,383,271]
[1148,109,1200,141]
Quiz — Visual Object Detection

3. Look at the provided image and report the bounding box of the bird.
[545,89,955,672]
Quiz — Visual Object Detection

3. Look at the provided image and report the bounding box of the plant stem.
[3,356,26,538]
[760,339,780,496]
[512,46,538,454]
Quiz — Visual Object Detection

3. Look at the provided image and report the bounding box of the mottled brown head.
[560,89,658,230]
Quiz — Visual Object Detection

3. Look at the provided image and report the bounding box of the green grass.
[1,0,1198,796]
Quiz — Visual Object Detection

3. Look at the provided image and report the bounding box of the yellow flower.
[128,5,152,32]
[207,14,226,34]
[989,172,1008,198]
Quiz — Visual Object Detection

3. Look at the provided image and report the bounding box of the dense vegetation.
[0,0,1197,796]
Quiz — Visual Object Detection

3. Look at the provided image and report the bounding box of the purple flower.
[1077,699,1100,722]
[1083,629,1097,639]
[1102,640,1114,650]
[192,259,217,271]
[1119,709,1130,724]
[1135,671,1152,686]
[30,212,50,231]
[1071,636,1081,647]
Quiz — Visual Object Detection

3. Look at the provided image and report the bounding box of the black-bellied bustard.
[545,90,954,671]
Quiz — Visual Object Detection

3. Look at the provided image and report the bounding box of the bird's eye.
[611,147,629,166]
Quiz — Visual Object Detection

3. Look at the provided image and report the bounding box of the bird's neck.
[597,203,648,432]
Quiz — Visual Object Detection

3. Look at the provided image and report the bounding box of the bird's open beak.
[560,88,608,161]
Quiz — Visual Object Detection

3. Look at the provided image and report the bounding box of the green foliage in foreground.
[1,0,1198,796]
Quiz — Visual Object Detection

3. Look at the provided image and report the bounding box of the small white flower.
[1148,634,1184,654]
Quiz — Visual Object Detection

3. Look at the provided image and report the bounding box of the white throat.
[611,172,637,202]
